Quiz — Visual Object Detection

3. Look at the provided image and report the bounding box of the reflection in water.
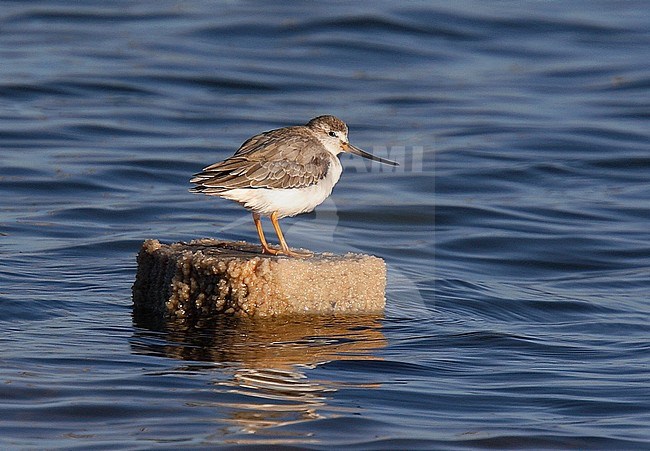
[131,312,385,442]
[215,367,333,442]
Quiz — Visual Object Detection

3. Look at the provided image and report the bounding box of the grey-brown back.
[190,126,332,192]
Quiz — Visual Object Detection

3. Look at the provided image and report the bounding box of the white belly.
[218,160,342,218]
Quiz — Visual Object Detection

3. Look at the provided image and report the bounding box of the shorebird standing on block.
[190,115,398,257]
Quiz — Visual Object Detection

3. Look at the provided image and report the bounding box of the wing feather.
[190,126,332,191]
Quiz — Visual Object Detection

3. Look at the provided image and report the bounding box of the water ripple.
[1,1,648,449]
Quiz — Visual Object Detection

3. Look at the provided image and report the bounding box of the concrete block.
[132,239,386,318]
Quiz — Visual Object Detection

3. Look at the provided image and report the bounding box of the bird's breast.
[218,157,342,218]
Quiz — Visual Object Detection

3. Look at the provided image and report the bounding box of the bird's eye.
[328,131,337,138]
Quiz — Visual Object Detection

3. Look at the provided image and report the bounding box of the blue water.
[1,1,649,449]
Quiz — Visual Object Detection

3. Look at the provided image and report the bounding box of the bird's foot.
[261,245,312,258]
[282,248,313,258]
[261,245,283,256]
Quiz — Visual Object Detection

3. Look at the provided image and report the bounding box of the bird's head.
[307,115,398,166]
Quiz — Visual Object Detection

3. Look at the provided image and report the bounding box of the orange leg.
[253,212,281,255]
[270,211,312,258]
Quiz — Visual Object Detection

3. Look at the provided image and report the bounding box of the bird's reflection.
[131,311,385,441]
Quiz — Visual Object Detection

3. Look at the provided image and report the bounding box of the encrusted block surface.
[132,239,386,318]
